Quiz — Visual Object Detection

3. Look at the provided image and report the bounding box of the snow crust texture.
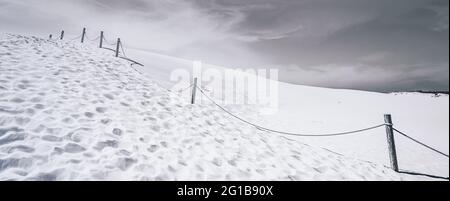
[0,34,425,180]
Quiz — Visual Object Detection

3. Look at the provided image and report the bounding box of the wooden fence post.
[81,28,86,43]
[99,31,104,48]
[384,114,399,172]
[115,38,120,57]
[60,30,64,40]
[191,78,198,104]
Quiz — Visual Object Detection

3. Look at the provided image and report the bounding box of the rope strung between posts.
[68,34,83,41]
[102,36,116,46]
[100,35,118,52]
[119,40,127,58]
[119,56,144,66]
[177,83,194,93]
[129,63,144,75]
[45,30,450,181]
[195,86,386,137]
[393,128,449,158]
[398,170,449,180]
[117,41,144,66]
[85,34,100,42]
[102,47,116,52]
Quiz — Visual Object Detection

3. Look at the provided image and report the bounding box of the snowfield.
[126,46,449,179]
[0,34,447,181]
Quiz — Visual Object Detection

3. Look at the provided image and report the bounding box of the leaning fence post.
[191,78,198,104]
[99,31,104,48]
[115,38,120,57]
[384,114,399,172]
[81,28,86,43]
[60,30,64,40]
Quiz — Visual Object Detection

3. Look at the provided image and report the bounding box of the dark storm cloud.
[143,0,447,92]
[189,0,449,92]
[0,0,448,92]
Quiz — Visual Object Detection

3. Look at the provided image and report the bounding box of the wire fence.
[119,40,127,58]
[393,128,449,158]
[48,30,195,97]
[68,34,83,41]
[196,86,387,137]
[194,85,449,179]
[177,83,195,93]
[102,36,116,46]
[196,85,448,156]
[85,34,100,42]
[118,41,144,66]
[49,28,449,180]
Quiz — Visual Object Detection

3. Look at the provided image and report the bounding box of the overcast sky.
[0,0,448,92]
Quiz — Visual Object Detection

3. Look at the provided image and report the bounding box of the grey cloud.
[227,0,449,91]
[194,0,432,41]
[0,0,448,92]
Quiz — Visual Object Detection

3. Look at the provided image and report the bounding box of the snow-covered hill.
[125,46,449,178]
[0,34,444,180]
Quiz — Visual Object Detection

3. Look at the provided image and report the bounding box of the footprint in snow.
[41,135,63,142]
[112,128,122,136]
[148,145,159,153]
[63,143,86,154]
[117,157,137,171]
[103,93,114,100]
[84,112,95,118]
[95,107,107,113]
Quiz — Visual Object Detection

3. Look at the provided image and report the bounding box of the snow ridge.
[0,34,426,180]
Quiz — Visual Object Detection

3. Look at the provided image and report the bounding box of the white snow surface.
[125,45,449,179]
[0,34,446,181]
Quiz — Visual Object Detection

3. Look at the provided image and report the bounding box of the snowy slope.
[125,45,449,178]
[0,34,441,181]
